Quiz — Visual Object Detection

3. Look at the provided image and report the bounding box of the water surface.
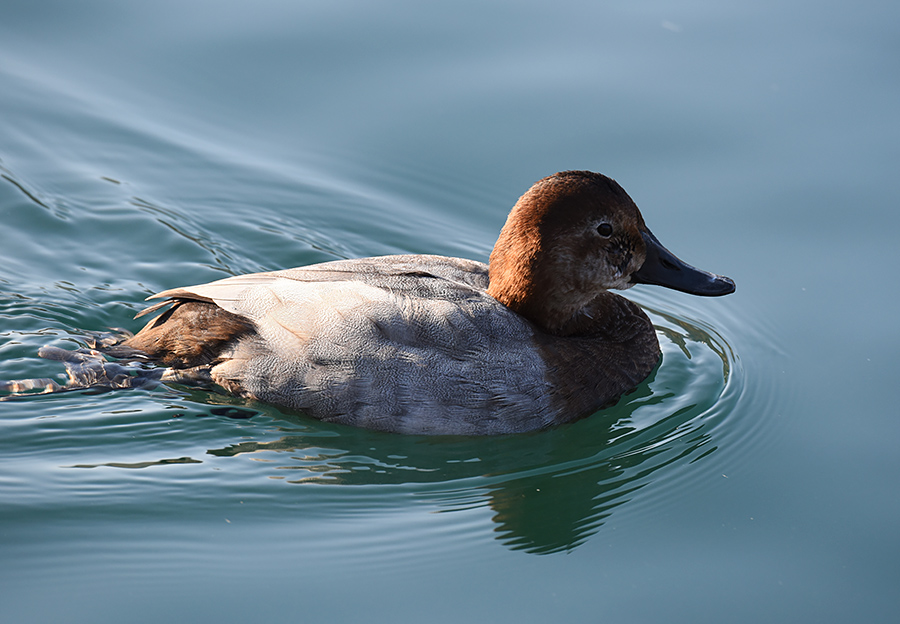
[1,1,898,622]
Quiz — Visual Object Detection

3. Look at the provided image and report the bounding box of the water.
[1,1,898,622]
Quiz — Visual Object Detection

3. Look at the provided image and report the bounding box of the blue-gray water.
[1,1,898,622]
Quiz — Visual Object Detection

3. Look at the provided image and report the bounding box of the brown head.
[486,171,734,335]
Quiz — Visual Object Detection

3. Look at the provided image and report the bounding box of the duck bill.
[631,229,735,296]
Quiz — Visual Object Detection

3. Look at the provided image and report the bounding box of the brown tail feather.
[122,300,255,368]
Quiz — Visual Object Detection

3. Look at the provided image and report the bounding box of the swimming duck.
[3,171,734,434]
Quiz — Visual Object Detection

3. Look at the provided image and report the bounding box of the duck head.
[487,171,735,335]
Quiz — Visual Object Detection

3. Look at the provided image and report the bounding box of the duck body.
[107,171,735,434]
[124,254,660,434]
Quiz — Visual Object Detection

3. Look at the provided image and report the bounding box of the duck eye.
[596,223,613,237]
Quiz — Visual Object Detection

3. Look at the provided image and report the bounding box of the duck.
[4,171,735,434]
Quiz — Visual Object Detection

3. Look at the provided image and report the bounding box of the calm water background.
[1,1,898,622]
